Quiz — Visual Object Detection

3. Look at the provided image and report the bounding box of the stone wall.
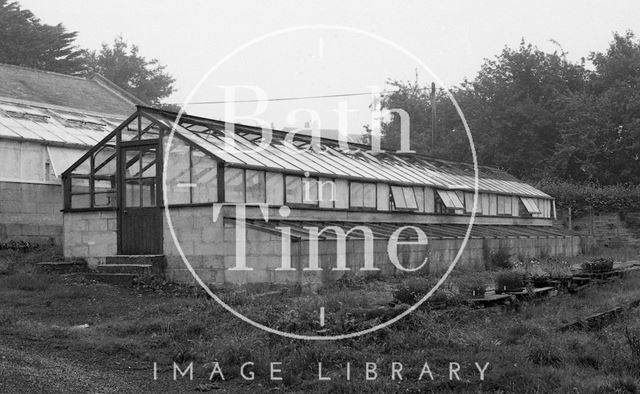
[163,206,585,286]
[0,181,63,244]
[63,210,117,267]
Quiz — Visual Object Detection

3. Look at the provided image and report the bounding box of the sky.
[16,0,640,133]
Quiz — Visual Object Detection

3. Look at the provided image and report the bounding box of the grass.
[1,247,640,392]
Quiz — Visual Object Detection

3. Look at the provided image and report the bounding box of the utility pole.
[431,82,436,147]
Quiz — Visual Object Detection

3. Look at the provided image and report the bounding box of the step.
[104,255,166,276]
[105,255,164,265]
[35,261,87,274]
[85,273,136,287]
[96,264,153,275]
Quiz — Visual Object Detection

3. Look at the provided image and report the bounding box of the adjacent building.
[0,63,142,244]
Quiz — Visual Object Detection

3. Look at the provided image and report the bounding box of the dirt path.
[0,336,233,394]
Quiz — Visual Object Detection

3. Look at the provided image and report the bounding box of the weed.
[495,271,524,292]
[392,277,430,304]
[486,247,512,270]
[527,341,563,367]
[4,273,52,291]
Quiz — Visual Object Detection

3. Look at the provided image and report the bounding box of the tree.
[380,40,588,179]
[553,31,640,184]
[86,36,175,105]
[377,79,473,162]
[0,0,86,74]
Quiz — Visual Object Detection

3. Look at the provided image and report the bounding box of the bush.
[460,276,487,297]
[495,271,524,292]
[487,247,512,270]
[537,178,640,216]
[581,257,614,273]
[392,277,431,304]
[512,257,573,283]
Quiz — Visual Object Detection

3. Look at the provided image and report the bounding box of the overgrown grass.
[2,252,640,392]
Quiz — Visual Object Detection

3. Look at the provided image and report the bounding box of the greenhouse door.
[118,143,163,255]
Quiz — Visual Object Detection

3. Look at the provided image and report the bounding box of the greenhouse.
[61,106,577,285]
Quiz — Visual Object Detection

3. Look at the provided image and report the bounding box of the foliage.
[85,36,175,104]
[495,271,525,292]
[512,257,573,281]
[537,178,640,215]
[0,0,86,75]
[459,276,487,297]
[625,326,640,360]
[380,31,640,186]
[392,277,430,304]
[581,257,614,273]
[486,247,512,270]
[0,239,43,252]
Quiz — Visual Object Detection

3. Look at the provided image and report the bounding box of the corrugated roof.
[0,100,123,147]
[241,219,568,240]
[0,63,140,116]
[143,108,550,199]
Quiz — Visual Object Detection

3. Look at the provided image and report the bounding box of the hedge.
[536,178,640,216]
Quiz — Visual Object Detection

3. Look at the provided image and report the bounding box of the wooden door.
[118,144,163,255]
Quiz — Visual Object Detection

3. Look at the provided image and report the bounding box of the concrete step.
[85,273,136,287]
[35,261,87,274]
[96,264,153,275]
[104,255,166,276]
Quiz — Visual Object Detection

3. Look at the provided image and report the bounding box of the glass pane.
[391,186,406,209]
[71,177,90,194]
[121,117,140,141]
[71,194,90,209]
[319,178,336,205]
[94,143,116,176]
[94,192,116,207]
[141,178,156,207]
[139,117,160,140]
[303,178,318,204]
[125,179,140,207]
[125,149,141,178]
[141,149,156,178]
[285,175,302,204]
[245,169,265,203]
[192,150,217,203]
[413,186,424,212]
[225,167,244,203]
[364,183,376,208]
[165,138,191,204]
[403,187,418,209]
[350,182,363,207]
[266,172,284,205]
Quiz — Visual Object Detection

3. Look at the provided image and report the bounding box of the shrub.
[460,276,487,297]
[392,277,431,304]
[487,247,512,270]
[495,271,524,292]
[581,257,614,273]
[537,178,640,216]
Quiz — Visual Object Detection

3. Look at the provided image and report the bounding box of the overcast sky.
[17,0,640,132]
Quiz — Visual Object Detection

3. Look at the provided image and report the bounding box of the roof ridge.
[91,73,146,106]
[0,96,126,119]
[0,62,89,81]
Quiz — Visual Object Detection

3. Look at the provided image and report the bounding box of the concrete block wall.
[0,181,63,244]
[63,210,117,267]
[163,206,585,285]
